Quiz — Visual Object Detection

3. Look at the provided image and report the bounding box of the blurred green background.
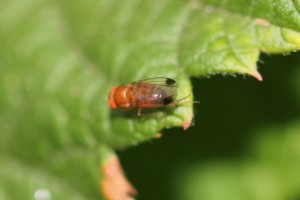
[1,1,300,199]
[120,53,300,200]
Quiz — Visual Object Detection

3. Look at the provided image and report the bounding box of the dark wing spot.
[163,96,174,105]
[166,78,176,86]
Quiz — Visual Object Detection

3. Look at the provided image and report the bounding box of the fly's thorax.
[113,85,134,108]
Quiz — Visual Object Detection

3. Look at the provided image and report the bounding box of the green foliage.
[177,121,300,200]
[1,0,300,199]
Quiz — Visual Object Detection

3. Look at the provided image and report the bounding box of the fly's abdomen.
[133,84,175,108]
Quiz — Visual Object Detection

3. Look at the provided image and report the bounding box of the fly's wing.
[137,77,178,87]
[133,77,178,107]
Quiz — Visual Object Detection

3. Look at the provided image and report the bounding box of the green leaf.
[0,154,100,200]
[199,0,300,32]
[1,0,300,199]
[179,1,300,78]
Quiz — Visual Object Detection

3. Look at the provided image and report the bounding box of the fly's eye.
[166,78,176,86]
[163,96,174,105]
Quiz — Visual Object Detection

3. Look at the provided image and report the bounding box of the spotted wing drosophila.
[108,77,191,116]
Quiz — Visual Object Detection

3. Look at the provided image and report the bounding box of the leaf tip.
[100,155,137,200]
[183,116,193,130]
[155,133,162,138]
[251,70,263,81]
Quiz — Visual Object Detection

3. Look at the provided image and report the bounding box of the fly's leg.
[137,106,142,116]
[171,94,199,105]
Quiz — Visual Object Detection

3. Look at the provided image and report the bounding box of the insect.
[108,77,190,116]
